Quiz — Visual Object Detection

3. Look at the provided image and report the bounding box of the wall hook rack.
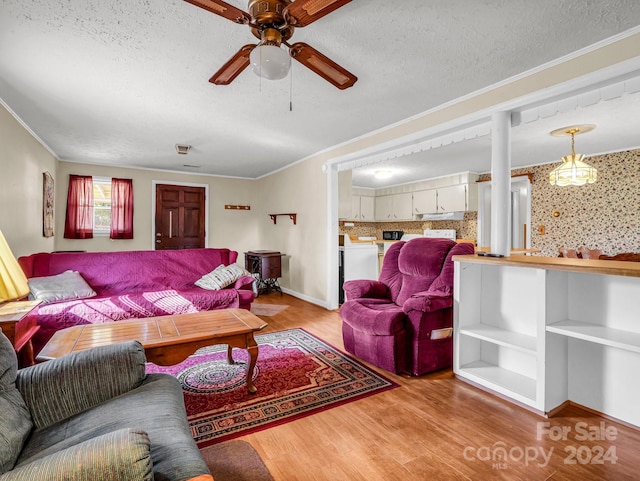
[269,213,297,225]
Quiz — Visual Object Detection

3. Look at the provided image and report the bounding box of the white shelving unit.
[453,255,640,427]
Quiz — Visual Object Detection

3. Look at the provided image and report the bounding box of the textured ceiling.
[1,0,640,183]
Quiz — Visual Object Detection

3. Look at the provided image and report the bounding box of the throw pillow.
[0,332,33,474]
[195,264,251,291]
[28,270,97,305]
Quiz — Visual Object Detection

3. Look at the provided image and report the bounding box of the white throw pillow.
[28,270,97,304]
[195,264,251,291]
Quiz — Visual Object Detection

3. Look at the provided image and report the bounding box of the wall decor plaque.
[43,171,54,237]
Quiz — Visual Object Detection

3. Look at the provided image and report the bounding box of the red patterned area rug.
[146,328,398,447]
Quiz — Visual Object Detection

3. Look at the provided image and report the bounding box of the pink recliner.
[340,237,474,375]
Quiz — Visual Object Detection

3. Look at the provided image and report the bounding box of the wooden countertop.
[475,246,540,254]
[453,254,640,278]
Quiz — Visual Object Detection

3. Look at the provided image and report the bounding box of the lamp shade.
[0,230,30,302]
[549,153,598,186]
[250,44,291,80]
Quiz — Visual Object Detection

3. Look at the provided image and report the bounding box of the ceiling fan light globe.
[250,45,291,80]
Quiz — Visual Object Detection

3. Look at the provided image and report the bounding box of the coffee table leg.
[246,334,258,394]
[227,345,234,364]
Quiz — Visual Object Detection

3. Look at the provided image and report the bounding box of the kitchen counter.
[453,253,640,278]
[453,253,640,427]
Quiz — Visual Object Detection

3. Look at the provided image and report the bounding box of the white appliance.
[423,229,457,240]
[340,235,379,282]
[400,233,423,242]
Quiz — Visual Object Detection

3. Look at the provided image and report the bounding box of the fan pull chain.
[289,62,293,112]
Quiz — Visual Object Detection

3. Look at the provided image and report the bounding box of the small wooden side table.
[244,250,284,296]
[0,300,41,367]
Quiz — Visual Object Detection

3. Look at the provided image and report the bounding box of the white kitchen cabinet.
[375,193,412,221]
[454,255,640,427]
[413,182,476,214]
[436,184,467,212]
[412,189,437,215]
[351,195,375,221]
[393,193,413,219]
[375,195,393,221]
[360,195,375,221]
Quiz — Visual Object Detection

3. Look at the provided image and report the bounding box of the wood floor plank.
[243,294,640,480]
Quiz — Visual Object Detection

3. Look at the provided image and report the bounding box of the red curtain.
[64,175,94,239]
[110,178,134,239]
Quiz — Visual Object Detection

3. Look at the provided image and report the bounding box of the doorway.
[154,183,206,250]
[477,175,532,249]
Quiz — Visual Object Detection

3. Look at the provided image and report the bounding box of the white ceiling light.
[249,28,291,80]
[374,169,393,179]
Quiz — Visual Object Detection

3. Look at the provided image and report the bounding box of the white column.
[491,111,512,257]
[325,163,340,310]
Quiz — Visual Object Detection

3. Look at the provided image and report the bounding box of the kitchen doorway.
[154,183,206,250]
[477,175,532,250]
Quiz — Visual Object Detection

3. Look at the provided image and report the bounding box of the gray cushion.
[17,341,147,429]
[5,429,153,481]
[28,270,96,304]
[17,374,209,481]
[0,333,33,474]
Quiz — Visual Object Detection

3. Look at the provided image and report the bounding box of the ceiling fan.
[184,0,357,89]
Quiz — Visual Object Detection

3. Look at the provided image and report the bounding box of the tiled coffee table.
[36,309,268,393]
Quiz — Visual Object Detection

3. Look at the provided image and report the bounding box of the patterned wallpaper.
[340,148,640,257]
[510,148,640,257]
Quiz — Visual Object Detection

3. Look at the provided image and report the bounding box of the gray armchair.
[0,331,212,481]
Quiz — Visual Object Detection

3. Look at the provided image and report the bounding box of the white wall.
[55,161,260,258]
[0,103,57,257]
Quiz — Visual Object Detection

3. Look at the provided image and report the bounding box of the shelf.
[458,360,537,404]
[547,320,640,354]
[460,324,537,354]
[269,213,297,225]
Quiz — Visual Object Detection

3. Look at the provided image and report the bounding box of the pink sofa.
[18,248,255,355]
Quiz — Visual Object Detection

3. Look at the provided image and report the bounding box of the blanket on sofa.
[18,248,255,355]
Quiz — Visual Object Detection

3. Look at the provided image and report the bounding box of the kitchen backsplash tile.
[339,212,477,242]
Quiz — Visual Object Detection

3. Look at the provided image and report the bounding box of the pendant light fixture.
[549,124,597,186]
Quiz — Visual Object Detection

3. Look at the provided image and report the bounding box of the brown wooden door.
[155,184,205,250]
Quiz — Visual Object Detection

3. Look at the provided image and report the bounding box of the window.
[92,178,112,235]
[64,175,134,239]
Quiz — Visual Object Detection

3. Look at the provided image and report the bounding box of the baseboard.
[454,375,640,431]
[563,401,640,432]
[280,287,332,310]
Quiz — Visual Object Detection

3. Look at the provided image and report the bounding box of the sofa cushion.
[29,288,241,355]
[17,374,209,481]
[196,264,251,290]
[7,429,153,481]
[0,333,33,474]
[28,270,96,304]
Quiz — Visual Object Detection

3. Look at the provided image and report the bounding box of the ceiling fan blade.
[184,0,250,24]
[284,0,352,27]
[289,42,357,90]
[209,45,256,85]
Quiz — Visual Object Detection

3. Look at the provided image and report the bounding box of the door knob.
[156,233,161,237]
[156,240,161,244]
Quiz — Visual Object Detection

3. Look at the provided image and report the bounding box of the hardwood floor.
[245,293,640,481]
